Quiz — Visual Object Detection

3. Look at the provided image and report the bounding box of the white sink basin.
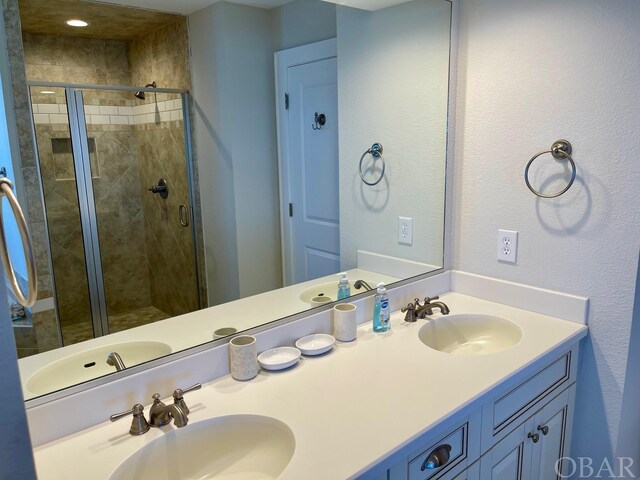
[110,415,295,480]
[26,341,171,395]
[299,280,372,304]
[418,314,522,354]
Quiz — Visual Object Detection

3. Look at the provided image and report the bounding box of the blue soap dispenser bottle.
[337,272,351,300]
[373,282,390,332]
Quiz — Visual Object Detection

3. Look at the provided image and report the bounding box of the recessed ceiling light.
[40,91,55,94]
[66,19,88,27]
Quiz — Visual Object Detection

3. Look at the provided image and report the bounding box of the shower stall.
[28,82,201,346]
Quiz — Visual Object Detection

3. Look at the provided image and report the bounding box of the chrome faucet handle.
[401,303,417,323]
[173,383,201,415]
[110,404,150,436]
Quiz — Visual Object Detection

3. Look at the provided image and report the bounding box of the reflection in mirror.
[2,0,451,401]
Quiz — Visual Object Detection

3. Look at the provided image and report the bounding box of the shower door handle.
[179,204,190,227]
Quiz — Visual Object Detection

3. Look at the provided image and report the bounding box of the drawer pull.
[421,444,452,471]
[528,432,540,443]
[537,424,549,435]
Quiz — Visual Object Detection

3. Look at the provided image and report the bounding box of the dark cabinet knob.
[537,424,549,435]
[528,432,540,443]
[421,444,452,471]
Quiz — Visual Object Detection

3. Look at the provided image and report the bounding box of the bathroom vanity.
[31,284,587,480]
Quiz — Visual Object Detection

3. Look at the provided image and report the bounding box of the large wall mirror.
[2,0,452,401]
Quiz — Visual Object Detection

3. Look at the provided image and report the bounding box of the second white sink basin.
[418,314,522,354]
[299,280,372,305]
[110,415,295,480]
[25,341,172,396]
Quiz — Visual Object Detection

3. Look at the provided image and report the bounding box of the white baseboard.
[357,250,441,279]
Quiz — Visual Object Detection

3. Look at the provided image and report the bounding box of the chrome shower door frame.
[66,88,109,336]
[28,81,203,340]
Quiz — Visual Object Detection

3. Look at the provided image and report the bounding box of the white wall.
[453,0,640,462]
[337,0,450,271]
[272,0,336,51]
[189,2,282,303]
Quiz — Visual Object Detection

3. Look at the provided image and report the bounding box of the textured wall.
[189,2,283,305]
[337,0,449,271]
[271,0,336,51]
[453,0,640,462]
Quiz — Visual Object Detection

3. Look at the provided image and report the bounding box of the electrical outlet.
[399,217,413,245]
[497,229,518,263]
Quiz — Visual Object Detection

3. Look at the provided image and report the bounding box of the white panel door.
[287,57,339,283]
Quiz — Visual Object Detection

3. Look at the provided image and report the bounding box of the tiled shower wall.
[128,19,201,316]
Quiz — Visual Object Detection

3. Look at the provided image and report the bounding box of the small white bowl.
[295,334,335,356]
[258,347,301,371]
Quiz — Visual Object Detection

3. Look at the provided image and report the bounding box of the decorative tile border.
[32,100,183,126]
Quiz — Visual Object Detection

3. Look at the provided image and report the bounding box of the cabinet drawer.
[408,423,469,480]
[482,347,575,451]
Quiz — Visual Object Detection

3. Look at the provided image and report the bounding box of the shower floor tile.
[61,306,171,346]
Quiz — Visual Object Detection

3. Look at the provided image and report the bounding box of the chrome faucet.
[149,393,190,428]
[403,296,450,322]
[353,279,373,291]
[415,296,450,318]
[106,352,126,371]
[110,383,201,435]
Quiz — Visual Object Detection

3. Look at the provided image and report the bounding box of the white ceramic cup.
[229,335,258,381]
[333,303,357,342]
[213,327,238,339]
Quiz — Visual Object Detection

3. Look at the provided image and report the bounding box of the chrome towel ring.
[524,139,576,199]
[0,177,38,307]
[359,143,385,186]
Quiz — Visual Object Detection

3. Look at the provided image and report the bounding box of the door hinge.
[289,203,293,217]
[284,93,289,110]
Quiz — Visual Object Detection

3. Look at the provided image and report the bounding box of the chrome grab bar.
[0,177,37,307]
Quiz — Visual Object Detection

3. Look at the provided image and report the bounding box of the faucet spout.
[106,352,126,371]
[149,393,190,428]
[167,403,189,428]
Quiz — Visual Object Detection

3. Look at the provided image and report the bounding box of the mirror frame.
[20,0,458,409]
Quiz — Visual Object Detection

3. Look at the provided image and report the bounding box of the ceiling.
[319,0,416,11]
[19,0,182,40]
[18,0,417,41]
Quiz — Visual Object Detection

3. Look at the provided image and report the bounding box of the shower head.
[135,81,157,100]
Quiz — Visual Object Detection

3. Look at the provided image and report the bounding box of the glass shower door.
[77,87,200,334]
[29,86,95,345]
[30,84,201,346]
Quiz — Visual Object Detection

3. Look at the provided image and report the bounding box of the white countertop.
[19,268,397,400]
[32,292,587,480]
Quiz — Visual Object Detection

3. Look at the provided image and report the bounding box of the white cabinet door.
[453,461,480,480]
[530,388,572,480]
[480,418,535,480]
